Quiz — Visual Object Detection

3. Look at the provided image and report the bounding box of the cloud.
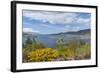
[23,10,91,34]
[40,24,60,29]
[65,25,80,32]
[23,10,78,25]
[23,22,33,26]
[76,18,90,25]
[23,28,40,33]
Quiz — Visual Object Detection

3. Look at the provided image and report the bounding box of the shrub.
[27,48,60,62]
[78,44,91,59]
[63,48,76,59]
[22,42,46,62]
[22,48,31,62]
[25,38,33,46]
[25,41,45,50]
[57,40,79,59]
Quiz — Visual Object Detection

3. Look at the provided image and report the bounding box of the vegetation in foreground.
[22,37,91,63]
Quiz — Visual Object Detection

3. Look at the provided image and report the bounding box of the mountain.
[66,29,90,35]
[23,32,38,35]
[50,29,90,35]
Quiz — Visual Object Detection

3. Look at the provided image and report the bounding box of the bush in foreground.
[27,48,60,62]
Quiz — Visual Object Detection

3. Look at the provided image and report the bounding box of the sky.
[22,10,91,34]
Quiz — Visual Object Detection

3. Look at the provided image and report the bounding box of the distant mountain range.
[65,29,90,35]
[49,29,90,35]
[23,29,90,36]
[23,32,39,35]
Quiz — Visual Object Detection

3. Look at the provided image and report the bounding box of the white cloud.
[76,18,90,25]
[23,22,32,25]
[23,10,91,33]
[71,26,80,31]
[41,24,58,29]
[65,25,80,32]
[23,11,77,24]
[23,28,40,33]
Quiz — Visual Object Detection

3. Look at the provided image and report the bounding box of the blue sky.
[23,10,91,34]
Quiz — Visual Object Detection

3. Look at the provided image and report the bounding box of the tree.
[32,37,37,43]
[25,37,32,46]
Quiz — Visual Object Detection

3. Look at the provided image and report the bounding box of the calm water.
[25,34,91,48]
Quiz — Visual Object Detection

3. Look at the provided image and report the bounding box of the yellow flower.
[27,48,60,62]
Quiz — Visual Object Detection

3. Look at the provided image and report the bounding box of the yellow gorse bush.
[27,48,60,62]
